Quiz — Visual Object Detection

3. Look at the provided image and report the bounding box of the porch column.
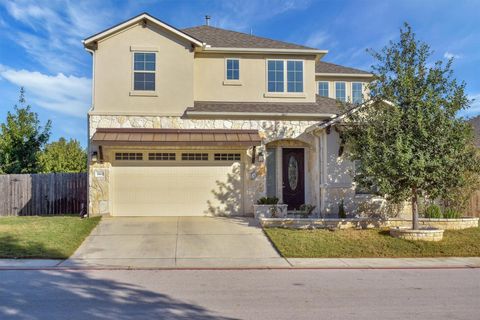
[275,147,283,203]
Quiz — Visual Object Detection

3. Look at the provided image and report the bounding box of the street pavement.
[0,268,479,319]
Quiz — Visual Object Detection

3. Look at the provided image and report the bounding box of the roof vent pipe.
[205,15,211,26]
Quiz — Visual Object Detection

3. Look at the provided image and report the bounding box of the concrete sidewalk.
[1,257,479,269]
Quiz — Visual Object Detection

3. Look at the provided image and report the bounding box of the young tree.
[0,88,51,173]
[38,138,87,173]
[342,23,479,230]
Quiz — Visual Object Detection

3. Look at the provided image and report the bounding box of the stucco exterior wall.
[194,53,317,103]
[93,23,194,115]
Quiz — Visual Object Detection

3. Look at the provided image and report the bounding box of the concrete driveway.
[63,217,289,268]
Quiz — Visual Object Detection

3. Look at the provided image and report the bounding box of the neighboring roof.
[182,25,314,50]
[469,116,480,147]
[185,95,341,118]
[316,61,372,76]
[92,128,261,147]
[83,12,204,47]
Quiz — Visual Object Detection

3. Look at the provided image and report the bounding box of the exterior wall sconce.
[91,151,98,162]
[257,152,265,163]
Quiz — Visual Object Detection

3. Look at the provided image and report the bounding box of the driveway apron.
[62,216,289,268]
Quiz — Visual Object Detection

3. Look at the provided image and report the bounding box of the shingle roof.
[316,61,371,75]
[182,25,315,50]
[186,95,341,116]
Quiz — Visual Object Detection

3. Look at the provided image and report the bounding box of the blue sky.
[0,0,479,147]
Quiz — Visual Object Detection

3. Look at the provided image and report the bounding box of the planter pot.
[253,204,288,219]
[389,227,444,242]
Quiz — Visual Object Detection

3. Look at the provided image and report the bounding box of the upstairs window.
[133,52,155,91]
[335,82,346,102]
[267,60,304,93]
[226,58,240,80]
[267,60,284,92]
[318,81,329,97]
[287,61,303,92]
[352,82,363,104]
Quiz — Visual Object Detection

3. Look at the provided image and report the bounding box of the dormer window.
[226,58,240,80]
[133,52,156,91]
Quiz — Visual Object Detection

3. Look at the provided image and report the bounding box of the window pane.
[145,62,155,71]
[144,81,155,91]
[145,73,155,81]
[134,53,144,62]
[134,81,144,90]
[318,82,329,97]
[226,59,240,80]
[267,60,284,92]
[134,72,155,91]
[336,82,346,101]
[352,82,363,104]
[145,53,155,62]
[287,60,303,92]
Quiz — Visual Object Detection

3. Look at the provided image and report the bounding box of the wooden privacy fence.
[0,173,87,216]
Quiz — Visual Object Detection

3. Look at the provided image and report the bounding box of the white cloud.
[1,0,117,73]
[0,66,91,118]
[305,30,329,48]
[444,51,462,60]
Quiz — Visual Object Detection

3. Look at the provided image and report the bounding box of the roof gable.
[83,13,204,48]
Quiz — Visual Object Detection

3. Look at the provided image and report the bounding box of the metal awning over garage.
[91,128,262,146]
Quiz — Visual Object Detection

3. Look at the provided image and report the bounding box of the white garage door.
[112,160,243,216]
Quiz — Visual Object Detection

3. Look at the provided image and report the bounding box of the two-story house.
[84,13,375,217]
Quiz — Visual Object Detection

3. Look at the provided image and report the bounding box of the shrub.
[257,197,279,205]
[424,205,442,218]
[443,208,461,219]
[338,200,346,219]
[298,204,316,218]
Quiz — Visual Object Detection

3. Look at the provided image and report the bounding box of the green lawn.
[0,215,101,259]
[264,227,480,258]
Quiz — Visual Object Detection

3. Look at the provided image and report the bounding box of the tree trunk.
[412,188,419,230]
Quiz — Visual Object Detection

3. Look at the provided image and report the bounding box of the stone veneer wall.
[88,115,319,216]
[259,217,479,230]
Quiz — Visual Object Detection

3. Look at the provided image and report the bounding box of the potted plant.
[253,197,288,219]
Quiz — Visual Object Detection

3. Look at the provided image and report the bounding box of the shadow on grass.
[0,269,237,320]
[0,235,66,259]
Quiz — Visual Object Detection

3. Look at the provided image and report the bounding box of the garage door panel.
[112,164,242,216]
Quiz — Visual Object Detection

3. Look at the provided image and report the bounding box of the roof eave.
[198,47,328,57]
[83,13,204,48]
[315,72,374,78]
[185,111,337,119]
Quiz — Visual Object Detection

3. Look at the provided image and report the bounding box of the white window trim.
[265,59,305,96]
[317,81,329,97]
[223,57,242,86]
[334,81,347,102]
[130,50,158,96]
